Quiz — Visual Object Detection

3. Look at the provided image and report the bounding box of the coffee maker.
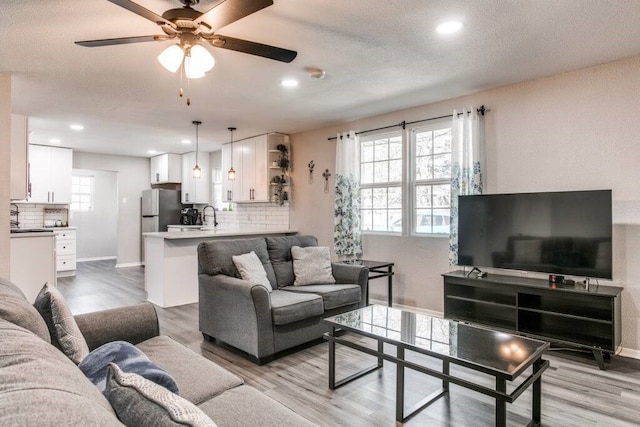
[180,208,198,225]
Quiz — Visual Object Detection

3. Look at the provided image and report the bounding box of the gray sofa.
[0,278,314,426]
[198,235,369,364]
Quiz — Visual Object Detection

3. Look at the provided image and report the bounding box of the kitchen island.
[143,228,297,307]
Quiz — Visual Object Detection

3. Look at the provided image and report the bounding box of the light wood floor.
[58,260,640,427]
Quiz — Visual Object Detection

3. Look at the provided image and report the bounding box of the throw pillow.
[232,251,272,292]
[79,341,179,396]
[106,363,217,427]
[291,245,336,286]
[33,282,90,364]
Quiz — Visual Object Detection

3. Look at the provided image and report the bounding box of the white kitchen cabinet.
[10,233,56,302]
[181,151,210,204]
[54,229,76,277]
[28,145,72,204]
[10,114,29,200]
[150,153,181,184]
[222,133,286,203]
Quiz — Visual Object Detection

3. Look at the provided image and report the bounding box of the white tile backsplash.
[12,204,69,229]
[216,203,289,229]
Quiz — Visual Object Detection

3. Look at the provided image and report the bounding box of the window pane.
[415,156,431,180]
[389,139,402,159]
[361,188,373,209]
[361,163,374,184]
[388,209,401,232]
[373,188,386,209]
[433,128,451,154]
[373,162,388,183]
[389,159,402,182]
[361,141,374,162]
[416,185,432,208]
[374,140,388,161]
[433,184,451,208]
[372,210,387,231]
[416,132,432,156]
[433,154,450,179]
[388,187,402,209]
[361,210,373,231]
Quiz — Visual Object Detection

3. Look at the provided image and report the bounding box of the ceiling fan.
[75,0,297,65]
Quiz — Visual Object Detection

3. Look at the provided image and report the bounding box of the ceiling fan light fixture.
[183,45,214,79]
[158,44,185,73]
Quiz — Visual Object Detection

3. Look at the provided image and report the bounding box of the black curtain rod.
[327,105,486,141]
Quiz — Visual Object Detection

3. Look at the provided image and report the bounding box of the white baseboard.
[77,256,117,263]
[368,299,640,361]
[115,262,143,268]
[619,347,640,360]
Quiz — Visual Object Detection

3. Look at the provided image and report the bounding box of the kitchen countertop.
[144,228,297,240]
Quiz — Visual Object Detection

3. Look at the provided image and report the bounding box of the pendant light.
[228,127,236,181]
[192,120,202,179]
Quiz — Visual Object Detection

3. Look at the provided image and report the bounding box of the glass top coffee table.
[324,305,550,426]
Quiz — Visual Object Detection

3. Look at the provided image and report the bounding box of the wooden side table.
[343,260,395,306]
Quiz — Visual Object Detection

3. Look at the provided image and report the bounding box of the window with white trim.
[71,175,94,212]
[360,131,403,232]
[412,124,452,234]
[358,120,452,236]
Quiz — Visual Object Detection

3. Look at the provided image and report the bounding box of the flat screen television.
[457,190,612,279]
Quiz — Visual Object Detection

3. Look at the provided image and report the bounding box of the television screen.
[458,190,612,279]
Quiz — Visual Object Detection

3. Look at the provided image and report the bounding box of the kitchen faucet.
[202,205,218,227]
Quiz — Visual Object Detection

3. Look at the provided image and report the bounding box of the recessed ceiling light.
[49,138,61,144]
[148,149,158,155]
[281,79,299,88]
[70,124,84,131]
[436,21,463,35]
[181,139,191,145]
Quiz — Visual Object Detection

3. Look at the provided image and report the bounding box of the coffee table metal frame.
[324,307,550,426]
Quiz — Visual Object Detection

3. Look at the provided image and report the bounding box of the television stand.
[442,270,623,370]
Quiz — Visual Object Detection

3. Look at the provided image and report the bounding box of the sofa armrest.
[75,302,160,351]
[199,274,274,359]
[331,263,369,307]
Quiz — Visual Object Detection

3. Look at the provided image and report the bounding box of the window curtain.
[334,131,362,259]
[449,108,485,264]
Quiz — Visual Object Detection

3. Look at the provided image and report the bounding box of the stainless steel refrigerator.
[141,189,183,261]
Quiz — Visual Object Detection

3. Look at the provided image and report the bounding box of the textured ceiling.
[3,0,640,157]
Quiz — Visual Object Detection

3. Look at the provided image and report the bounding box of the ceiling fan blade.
[209,35,297,63]
[107,0,176,29]
[194,0,273,32]
[75,35,168,47]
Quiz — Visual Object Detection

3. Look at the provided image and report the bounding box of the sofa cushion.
[266,236,318,288]
[269,290,324,325]
[232,251,272,292]
[291,246,336,286]
[106,363,217,427]
[0,318,119,426]
[79,341,179,396]
[198,384,315,427]
[33,282,90,364]
[198,238,277,289]
[281,284,361,310]
[136,336,244,405]
[0,277,51,343]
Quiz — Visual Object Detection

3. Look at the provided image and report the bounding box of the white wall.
[290,55,640,355]
[72,169,118,260]
[0,73,11,278]
[72,152,149,266]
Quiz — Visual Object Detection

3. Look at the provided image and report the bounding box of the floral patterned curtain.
[334,131,362,259]
[449,108,485,264]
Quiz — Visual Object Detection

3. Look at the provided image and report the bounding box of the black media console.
[443,270,622,369]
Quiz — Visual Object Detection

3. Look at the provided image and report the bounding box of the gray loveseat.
[0,278,314,426]
[198,235,369,364]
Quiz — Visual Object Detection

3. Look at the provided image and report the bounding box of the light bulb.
[184,45,214,79]
[192,164,202,179]
[158,45,185,73]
